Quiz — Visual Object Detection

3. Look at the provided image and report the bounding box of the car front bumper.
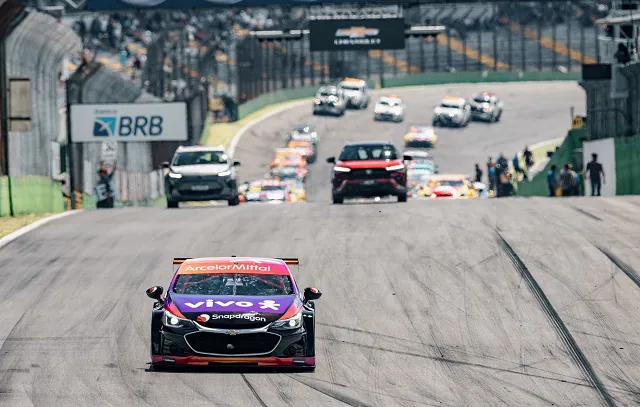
[332,178,407,198]
[375,113,402,121]
[166,175,236,202]
[471,111,493,121]
[434,115,463,126]
[314,104,342,114]
[153,325,312,367]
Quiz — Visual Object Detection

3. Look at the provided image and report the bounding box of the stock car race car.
[404,150,439,172]
[281,178,307,202]
[287,140,317,164]
[420,174,478,199]
[470,92,503,122]
[374,95,405,122]
[287,124,319,144]
[269,163,308,182]
[403,125,438,148]
[241,180,291,204]
[271,148,307,168]
[146,257,322,370]
[338,77,370,109]
[313,86,346,116]
[432,96,471,127]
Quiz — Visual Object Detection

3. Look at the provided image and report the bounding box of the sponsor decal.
[209,313,267,322]
[183,299,281,311]
[334,27,381,46]
[196,314,210,322]
[184,263,271,272]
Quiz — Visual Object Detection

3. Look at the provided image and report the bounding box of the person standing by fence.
[547,165,558,197]
[94,160,117,209]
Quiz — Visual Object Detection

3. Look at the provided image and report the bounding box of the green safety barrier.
[614,135,640,195]
[0,176,66,216]
[239,86,319,120]
[517,129,585,196]
[381,70,581,88]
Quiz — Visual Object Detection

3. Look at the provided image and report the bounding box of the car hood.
[434,107,462,116]
[169,294,299,329]
[170,164,230,176]
[376,105,400,112]
[336,159,404,169]
[433,185,460,196]
[406,132,435,139]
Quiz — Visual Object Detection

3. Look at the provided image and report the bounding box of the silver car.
[313,86,346,116]
[470,92,503,122]
[374,95,405,122]
[432,97,471,128]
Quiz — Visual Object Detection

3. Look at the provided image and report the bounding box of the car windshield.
[173,151,228,166]
[172,273,294,296]
[260,185,285,191]
[473,97,491,104]
[341,85,362,91]
[339,144,398,161]
[318,89,337,97]
[440,102,462,109]
[408,172,431,183]
[379,99,400,106]
[271,166,298,178]
[437,180,465,187]
[293,126,311,133]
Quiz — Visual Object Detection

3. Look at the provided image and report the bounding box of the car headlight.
[217,170,231,177]
[271,312,303,330]
[333,166,351,172]
[386,164,405,171]
[168,172,182,179]
[163,310,194,328]
[314,98,321,104]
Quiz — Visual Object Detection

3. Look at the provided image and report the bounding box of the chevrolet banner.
[309,18,405,51]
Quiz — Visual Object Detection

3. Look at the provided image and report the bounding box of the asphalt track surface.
[2,82,640,407]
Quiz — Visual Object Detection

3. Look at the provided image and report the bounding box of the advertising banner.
[70,102,188,143]
[309,18,405,51]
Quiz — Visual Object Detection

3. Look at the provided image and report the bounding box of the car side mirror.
[326,157,335,164]
[161,161,170,169]
[146,286,164,301]
[304,287,322,302]
[233,161,241,166]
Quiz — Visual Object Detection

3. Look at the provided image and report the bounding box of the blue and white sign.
[70,102,188,142]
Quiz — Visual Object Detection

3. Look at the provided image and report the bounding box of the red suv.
[327,141,411,204]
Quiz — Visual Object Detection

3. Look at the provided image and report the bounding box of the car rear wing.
[173,257,191,265]
[278,258,299,265]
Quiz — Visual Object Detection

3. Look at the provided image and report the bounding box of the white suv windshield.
[173,151,228,166]
[440,102,462,109]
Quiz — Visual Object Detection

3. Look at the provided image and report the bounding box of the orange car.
[270,162,308,182]
[270,148,307,167]
[287,140,317,163]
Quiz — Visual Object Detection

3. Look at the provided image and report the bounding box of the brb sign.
[70,102,188,143]
[93,115,163,137]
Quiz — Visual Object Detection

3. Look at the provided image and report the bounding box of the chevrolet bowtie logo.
[335,27,379,38]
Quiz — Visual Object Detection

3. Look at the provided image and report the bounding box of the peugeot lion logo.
[228,330,238,336]
[335,27,380,39]
[93,117,117,137]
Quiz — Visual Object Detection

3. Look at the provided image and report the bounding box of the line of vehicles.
[327,122,492,204]
[236,124,319,204]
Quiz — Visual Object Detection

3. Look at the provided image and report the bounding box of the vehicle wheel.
[167,200,179,209]
[332,195,344,204]
[397,193,408,202]
[228,196,240,206]
[496,112,502,122]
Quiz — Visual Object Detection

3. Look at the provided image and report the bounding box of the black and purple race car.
[145,257,321,370]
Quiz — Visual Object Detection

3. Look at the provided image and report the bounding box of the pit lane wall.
[0,7,80,215]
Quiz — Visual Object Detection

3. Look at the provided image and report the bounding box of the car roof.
[430,174,467,180]
[175,257,293,276]
[405,149,430,157]
[440,96,466,104]
[176,145,226,153]
[292,124,313,130]
[344,140,395,147]
[275,148,303,154]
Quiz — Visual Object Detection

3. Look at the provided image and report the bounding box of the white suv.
[338,78,370,109]
[162,145,241,208]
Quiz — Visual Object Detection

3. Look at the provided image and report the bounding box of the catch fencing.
[1,4,81,215]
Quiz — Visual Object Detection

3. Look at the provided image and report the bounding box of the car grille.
[175,175,225,194]
[185,332,281,356]
[348,168,390,180]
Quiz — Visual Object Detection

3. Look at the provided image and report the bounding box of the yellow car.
[403,125,438,148]
[282,179,306,202]
[421,174,478,199]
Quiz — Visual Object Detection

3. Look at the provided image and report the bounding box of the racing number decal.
[572,116,583,129]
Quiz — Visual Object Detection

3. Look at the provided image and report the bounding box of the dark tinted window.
[339,144,398,161]
[172,273,294,296]
[473,96,491,104]
[173,151,227,166]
